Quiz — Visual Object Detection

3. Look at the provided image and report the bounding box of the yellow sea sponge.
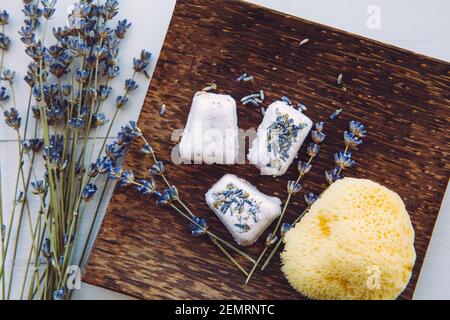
[281,178,416,300]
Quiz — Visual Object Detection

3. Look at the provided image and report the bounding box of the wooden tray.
[83,0,450,299]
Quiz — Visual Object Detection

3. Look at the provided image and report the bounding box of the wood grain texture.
[83,0,450,300]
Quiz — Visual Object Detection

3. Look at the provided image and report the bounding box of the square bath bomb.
[179,92,238,164]
[205,174,282,246]
[248,101,313,176]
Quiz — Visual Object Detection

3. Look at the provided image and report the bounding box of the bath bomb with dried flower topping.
[206,174,282,246]
[281,177,416,300]
[248,101,313,176]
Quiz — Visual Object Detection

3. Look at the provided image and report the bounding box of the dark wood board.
[83,0,450,300]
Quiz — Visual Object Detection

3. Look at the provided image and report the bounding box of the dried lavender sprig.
[85,121,255,271]
[21,25,71,300]
[240,93,261,102]
[4,136,40,299]
[168,204,249,276]
[136,133,255,264]
[325,120,366,184]
[246,122,325,283]
[2,64,41,301]
[108,171,255,274]
[95,50,149,161]
[0,80,42,298]
[74,176,111,270]
[209,236,248,276]
[0,158,5,298]
[236,72,255,83]
[18,152,50,299]
[0,9,10,89]
[260,204,311,271]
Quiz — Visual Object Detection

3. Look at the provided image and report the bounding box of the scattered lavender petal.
[236,73,247,82]
[330,108,343,120]
[297,103,307,111]
[281,96,292,105]
[202,83,217,92]
[299,38,309,46]
[160,104,166,115]
[241,93,261,102]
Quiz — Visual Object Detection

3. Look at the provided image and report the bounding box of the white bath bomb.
[179,91,238,164]
[281,178,416,300]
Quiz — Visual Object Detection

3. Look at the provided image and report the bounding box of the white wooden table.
[1,0,449,300]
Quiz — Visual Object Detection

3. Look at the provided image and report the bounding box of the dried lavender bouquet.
[0,0,152,300]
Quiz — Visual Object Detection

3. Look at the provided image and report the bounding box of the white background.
[0,0,449,300]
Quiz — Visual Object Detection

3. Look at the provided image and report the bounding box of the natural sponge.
[281,178,416,300]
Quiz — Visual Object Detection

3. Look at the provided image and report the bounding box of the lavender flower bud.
[81,183,97,202]
[0,10,9,26]
[304,192,318,205]
[136,179,156,196]
[287,181,302,194]
[190,216,208,237]
[149,161,165,175]
[334,151,355,169]
[119,170,135,187]
[0,87,9,101]
[297,161,312,176]
[349,120,367,138]
[115,19,131,39]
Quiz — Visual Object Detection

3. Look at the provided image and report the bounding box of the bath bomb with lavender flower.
[179,91,238,164]
[248,101,313,176]
[205,174,282,246]
[281,178,416,300]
